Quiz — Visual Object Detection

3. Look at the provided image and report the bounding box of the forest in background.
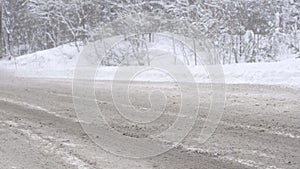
[1,0,300,64]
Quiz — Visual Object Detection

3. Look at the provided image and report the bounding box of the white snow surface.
[0,43,300,88]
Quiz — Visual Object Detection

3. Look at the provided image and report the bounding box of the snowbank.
[222,59,300,88]
[1,44,299,88]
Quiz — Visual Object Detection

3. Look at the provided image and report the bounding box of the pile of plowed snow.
[1,43,299,88]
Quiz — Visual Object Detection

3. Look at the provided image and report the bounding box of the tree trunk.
[172,36,176,65]
[0,3,2,59]
[193,39,197,66]
[234,35,238,63]
[239,34,242,59]
[222,35,226,64]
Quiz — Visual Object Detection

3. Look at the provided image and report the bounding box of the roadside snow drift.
[0,44,300,88]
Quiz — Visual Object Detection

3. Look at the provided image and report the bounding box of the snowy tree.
[1,0,300,63]
[0,0,2,59]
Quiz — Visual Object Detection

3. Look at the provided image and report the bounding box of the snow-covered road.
[0,74,299,169]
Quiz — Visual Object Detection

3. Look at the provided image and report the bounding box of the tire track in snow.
[1,120,92,169]
[1,90,299,140]
[159,139,282,169]
[48,91,298,168]
[48,92,300,140]
[0,94,296,169]
[0,97,87,124]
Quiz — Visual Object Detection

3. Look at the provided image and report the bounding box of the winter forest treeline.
[1,0,300,64]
